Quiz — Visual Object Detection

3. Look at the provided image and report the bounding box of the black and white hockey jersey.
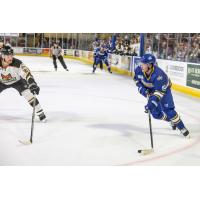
[0,58,33,85]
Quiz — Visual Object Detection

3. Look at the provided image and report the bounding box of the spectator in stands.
[124,35,130,46]
[166,43,174,60]
[159,40,167,59]
[189,42,200,63]
[115,41,124,55]
[198,48,200,63]
[152,34,159,53]
[36,42,41,48]
[91,33,200,63]
[130,37,139,56]
[0,38,4,49]
[123,44,131,55]
[191,34,199,44]
[174,42,188,61]
[145,42,152,54]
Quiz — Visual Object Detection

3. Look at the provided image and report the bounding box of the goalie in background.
[0,45,47,122]
[50,41,69,71]
[133,53,189,138]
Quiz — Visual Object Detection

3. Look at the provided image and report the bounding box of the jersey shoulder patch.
[11,58,22,68]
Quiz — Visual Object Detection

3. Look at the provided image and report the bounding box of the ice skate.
[180,128,190,138]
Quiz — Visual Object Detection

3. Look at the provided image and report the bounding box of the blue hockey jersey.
[93,47,100,58]
[97,49,108,60]
[133,65,172,100]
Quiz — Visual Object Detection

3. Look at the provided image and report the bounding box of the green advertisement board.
[187,64,200,89]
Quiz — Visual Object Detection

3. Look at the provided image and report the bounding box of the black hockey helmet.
[1,45,14,55]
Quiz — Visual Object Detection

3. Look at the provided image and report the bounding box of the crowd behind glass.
[1,33,199,63]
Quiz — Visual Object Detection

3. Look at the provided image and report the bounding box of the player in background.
[103,38,113,53]
[92,41,101,70]
[50,41,69,71]
[133,53,190,138]
[0,46,46,122]
[92,46,112,74]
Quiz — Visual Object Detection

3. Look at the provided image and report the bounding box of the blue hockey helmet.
[140,54,156,65]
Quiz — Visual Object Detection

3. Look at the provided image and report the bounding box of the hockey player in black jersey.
[0,45,46,122]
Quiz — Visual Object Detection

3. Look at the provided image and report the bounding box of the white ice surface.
[0,56,199,165]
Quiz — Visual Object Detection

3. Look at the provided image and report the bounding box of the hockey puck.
[138,150,142,153]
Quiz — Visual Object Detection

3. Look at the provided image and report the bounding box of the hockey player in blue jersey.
[92,44,101,70]
[92,46,112,74]
[133,53,190,138]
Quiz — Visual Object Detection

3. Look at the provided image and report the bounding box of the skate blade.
[18,140,32,145]
[138,149,154,155]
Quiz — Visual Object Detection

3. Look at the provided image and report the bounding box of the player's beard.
[3,57,13,66]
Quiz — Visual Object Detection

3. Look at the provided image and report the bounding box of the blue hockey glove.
[145,98,158,112]
[138,87,150,98]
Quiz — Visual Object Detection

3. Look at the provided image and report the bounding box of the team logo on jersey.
[157,75,163,81]
[162,84,167,91]
[1,73,16,83]
[1,73,12,80]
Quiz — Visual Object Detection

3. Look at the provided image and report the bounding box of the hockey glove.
[138,86,150,98]
[28,77,40,95]
[145,96,159,112]
[29,83,40,95]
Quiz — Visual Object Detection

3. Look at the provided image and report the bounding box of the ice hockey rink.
[0,56,199,166]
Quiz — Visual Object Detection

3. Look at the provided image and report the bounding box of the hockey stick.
[138,110,154,155]
[19,93,36,145]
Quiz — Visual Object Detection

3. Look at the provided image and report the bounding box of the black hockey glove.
[28,78,40,95]
[29,83,40,95]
